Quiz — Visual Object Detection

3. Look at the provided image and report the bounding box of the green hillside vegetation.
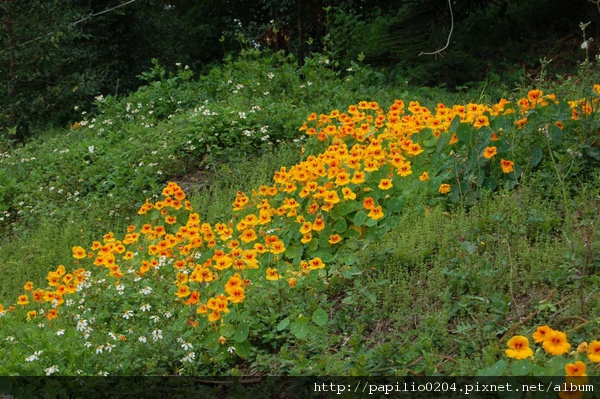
[0,43,599,382]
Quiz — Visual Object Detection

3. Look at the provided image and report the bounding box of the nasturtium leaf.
[233,322,249,343]
[388,197,404,212]
[354,211,368,226]
[474,359,507,377]
[333,218,348,233]
[220,324,236,337]
[527,146,543,167]
[312,308,328,327]
[290,322,309,339]
[510,360,532,376]
[235,339,251,357]
[276,317,290,331]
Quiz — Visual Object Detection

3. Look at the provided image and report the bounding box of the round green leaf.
[333,218,348,233]
[220,323,236,337]
[312,308,328,327]
[235,339,252,358]
[233,322,249,343]
[354,211,368,226]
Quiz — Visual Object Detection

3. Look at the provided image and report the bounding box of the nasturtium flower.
[265,268,280,281]
[288,278,297,288]
[449,133,459,144]
[378,178,393,190]
[419,172,430,182]
[17,295,29,306]
[505,335,534,359]
[175,285,191,298]
[543,330,571,355]
[483,146,497,159]
[342,187,356,200]
[367,205,384,220]
[587,340,600,362]
[23,282,34,291]
[474,115,489,128]
[328,234,342,244]
[72,246,87,259]
[532,325,553,343]
[46,309,58,320]
[308,258,325,270]
[501,159,515,173]
[565,361,587,376]
[439,184,451,194]
[527,89,543,107]
[363,197,375,210]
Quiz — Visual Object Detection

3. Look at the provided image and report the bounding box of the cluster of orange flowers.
[4,88,599,327]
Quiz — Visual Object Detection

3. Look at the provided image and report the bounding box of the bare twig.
[419,0,454,57]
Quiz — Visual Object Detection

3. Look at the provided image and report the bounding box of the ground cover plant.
[1,57,599,385]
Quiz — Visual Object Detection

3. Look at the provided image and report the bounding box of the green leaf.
[365,217,378,227]
[290,322,309,339]
[475,359,507,376]
[233,322,249,343]
[285,245,303,260]
[387,197,404,212]
[527,146,543,167]
[276,317,290,331]
[220,323,236,337]
[456,123,473,145]
[354,210,368,226]
[449,114,461,133]
[549,124,563,146]
[235,339,252,357]
[510,360,532,376]
[333,218,348,233]
[312,308,328,327]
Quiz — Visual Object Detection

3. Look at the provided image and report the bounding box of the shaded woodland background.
[1,0,599,141]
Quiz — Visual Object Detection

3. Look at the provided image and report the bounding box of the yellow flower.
[483,146,497,159]
[17,295,29,306]
[505,335,534,360]
[378,178,393,190]
[368,205,384,220]
[419,172,430,182]
[175,285,191,298]
[501,159,515,174]
[565,361,587,376]
[23,281,34,291]
[266,267,280,281]
[532,325,553,343]
[439,184,451,194]
[587,340,600,362]
[72,246,87,259]
[328,234,342,244]
[543,330,571,355]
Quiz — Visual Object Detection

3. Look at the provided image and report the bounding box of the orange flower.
[439,184,451,194]
[265,267,280,281]
[500,159,514,174]
[532,325,553,343]
[328,234,342,244]
[378,178,393,190]
[505,335,534,359]
[367,205,384,220]
[483,146,497,159]
[363,197,375,210]
[72,246,87,259]
[587,340,600,362]
[542,330,571,355]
